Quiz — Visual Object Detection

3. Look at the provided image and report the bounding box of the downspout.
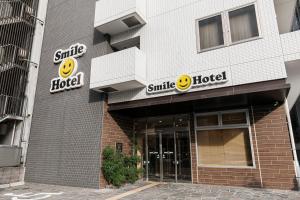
[284,98,300,189]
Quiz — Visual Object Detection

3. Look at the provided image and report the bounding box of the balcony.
[90,47,147,92]
[0,1,36,27]
[0,45,29,120]
[94,0,146,35]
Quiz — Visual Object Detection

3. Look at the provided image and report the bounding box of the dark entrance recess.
[109,79,290,183]
[135,115,191,182]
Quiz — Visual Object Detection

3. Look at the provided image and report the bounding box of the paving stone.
[0,182,300,200]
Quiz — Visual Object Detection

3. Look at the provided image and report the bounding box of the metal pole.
[11,120,16,146]
[284,98,300,189]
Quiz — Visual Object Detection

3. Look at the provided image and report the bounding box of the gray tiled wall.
[25,0,112,188]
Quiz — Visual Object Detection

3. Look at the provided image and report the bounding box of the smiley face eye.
[180,80,182,82]
[69,63,72,67]
[186,78,188,81]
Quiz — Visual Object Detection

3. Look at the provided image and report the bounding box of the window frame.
[227,3,262,45]
[194,109,256,169]
[196,2,262,53]
[195,12,226,52]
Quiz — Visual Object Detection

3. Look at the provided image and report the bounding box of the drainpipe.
[284,98,300,189]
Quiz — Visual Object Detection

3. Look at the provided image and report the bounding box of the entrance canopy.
[108,79,290,117]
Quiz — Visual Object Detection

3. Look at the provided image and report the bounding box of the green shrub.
[102,147,126,187]
[102,146,142,187]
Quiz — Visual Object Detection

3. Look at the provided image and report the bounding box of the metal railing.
[0,0,39,120]
[0,45,29,118]
[0,0,36,26]
[0,94,26,117]
[0,44,29,67]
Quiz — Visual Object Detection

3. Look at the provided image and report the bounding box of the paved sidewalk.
[0,182,300,200]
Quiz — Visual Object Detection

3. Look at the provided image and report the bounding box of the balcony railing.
[0,0,36,26]
[90,47,147,92]
[0,45,29,118]
[0,44,29,67]
[0,95,26,118]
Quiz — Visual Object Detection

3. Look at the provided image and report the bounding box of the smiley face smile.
[59,57,78,79]
[176,74,192,92]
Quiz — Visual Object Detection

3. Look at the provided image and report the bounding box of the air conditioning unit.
[18,48,27,59]
[24,5,33,21]
[2,3,13,19]
[122,16,142,28]
[0,47,4,64]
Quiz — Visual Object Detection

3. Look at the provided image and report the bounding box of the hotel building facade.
[2,0,300,190]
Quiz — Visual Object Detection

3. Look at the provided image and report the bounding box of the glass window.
[134,120,147,134]
[222,112,247,125]
[229,5,259,42]
[198,15,224,50]
[196,114,219,127]
[292,1,300,32]
[175,116,189,128]
[197,128,253,167]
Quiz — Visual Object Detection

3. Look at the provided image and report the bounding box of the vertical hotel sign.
[50,43,87,93]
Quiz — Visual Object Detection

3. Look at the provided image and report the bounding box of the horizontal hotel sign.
[147,71,228,94]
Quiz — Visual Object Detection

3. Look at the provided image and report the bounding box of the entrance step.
[105,182,160,200]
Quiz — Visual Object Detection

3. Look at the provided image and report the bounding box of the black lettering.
[193,76,202,85]
[71,78,77,86]
[60,80,66,88]
[66,78,72,87]
[163,82,167,90]
[154,85,163,91]
[61,51,70,59]
[202,77,209,83]
[51,79,60,91]
[148,84,154,92]
[210,74,215,82]
[78,46,84,54]
[222,71,227,80]
[216,74,222,81]
[77,73,82,85]
[70,46,75,57]
[170,82,175,88]
[54,51,61,62]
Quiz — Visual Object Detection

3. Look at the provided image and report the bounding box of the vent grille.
[100,87,118,93]
[122,16,141,28]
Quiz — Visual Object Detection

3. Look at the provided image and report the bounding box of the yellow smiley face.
[176,74,192,92]
[59,57,77,79]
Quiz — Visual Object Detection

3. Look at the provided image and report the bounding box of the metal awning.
[108,79,290,117]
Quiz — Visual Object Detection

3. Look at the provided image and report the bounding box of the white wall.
[94,0,146,28]
[103,0,300,104]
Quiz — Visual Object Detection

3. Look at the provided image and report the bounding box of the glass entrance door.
[137,115,191,182]
[176,130,191,181]
[148,132,160,180]
[161,131,176,181]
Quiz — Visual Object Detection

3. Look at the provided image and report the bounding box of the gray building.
[24,0,111,188]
